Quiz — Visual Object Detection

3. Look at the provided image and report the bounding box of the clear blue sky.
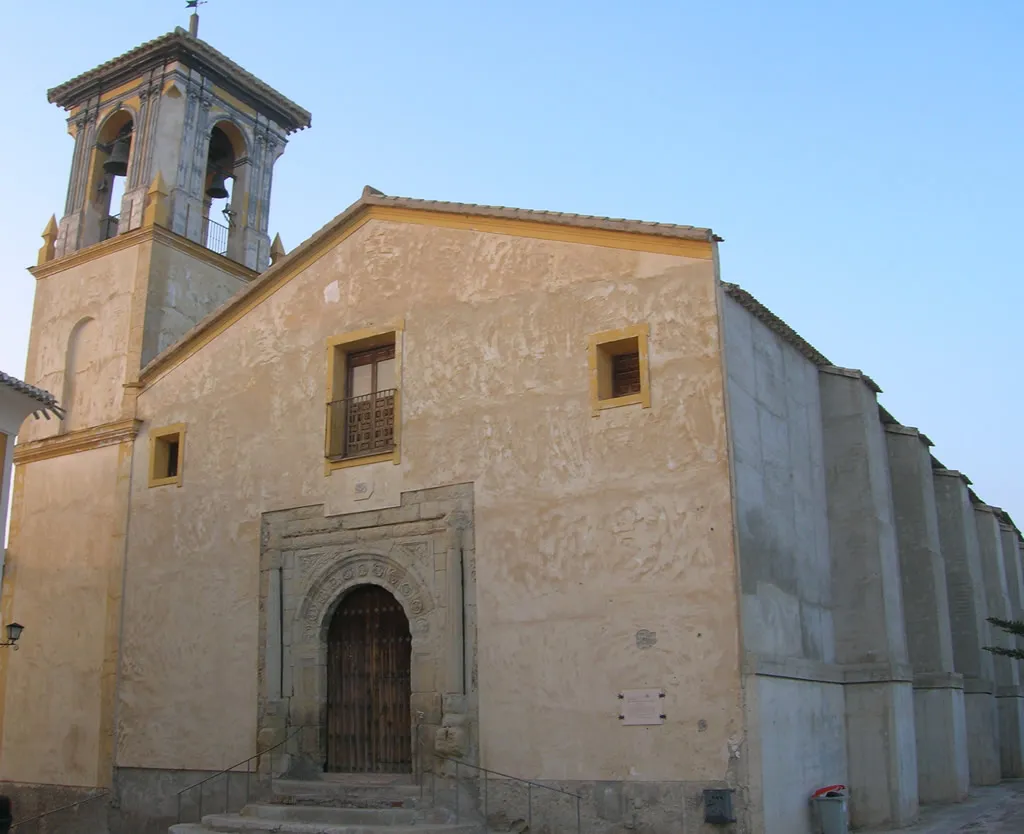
[1,1,1021,518]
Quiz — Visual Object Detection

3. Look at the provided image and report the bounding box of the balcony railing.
[327,389,396,460]
[204,217,230,256]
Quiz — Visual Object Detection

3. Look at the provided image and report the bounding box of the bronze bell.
[103,137,130,177]
[206,172,229,200]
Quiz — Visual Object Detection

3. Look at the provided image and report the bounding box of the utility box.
[703,788,736,825]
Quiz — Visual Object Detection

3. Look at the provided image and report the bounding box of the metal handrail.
[204,216,230,256]
[176,726,303,823]
[326,388,397,460]
[9,789,109,830]
[430,752,582,833]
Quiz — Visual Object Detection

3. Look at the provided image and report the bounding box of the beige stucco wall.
[0,444,128,786]
[142,242,249,367]
[19,245,142,442]
[119,217,743,781]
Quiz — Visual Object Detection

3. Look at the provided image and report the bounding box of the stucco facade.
[4,22,1024,834]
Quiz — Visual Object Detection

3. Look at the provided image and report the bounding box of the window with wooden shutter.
[611,352,641,398]
[588,324,651,414]
[325,325,403,471]
[342,345,396,458]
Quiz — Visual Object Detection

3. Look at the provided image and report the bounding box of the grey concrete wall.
[932,471,1000,785]
[1000,525,1024,622]
[722,298,845,834]
[884,424,968,803]
[818,367,917,829]
[885,426,955,675]
[755,676,847,834]
[112,766,256,834]
[975,505,1024,777]
[0,781,109,834]
[480,777,738,834]
[723,296,833,663]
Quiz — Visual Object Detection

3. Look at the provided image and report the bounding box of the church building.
[2,18,1023,834]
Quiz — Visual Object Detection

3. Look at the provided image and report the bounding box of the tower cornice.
[47,27,310,134]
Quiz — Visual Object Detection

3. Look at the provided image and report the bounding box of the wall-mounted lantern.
[0,623,24,650]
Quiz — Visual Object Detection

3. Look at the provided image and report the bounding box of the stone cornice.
[30,225,257,282]
[13,419,141,465]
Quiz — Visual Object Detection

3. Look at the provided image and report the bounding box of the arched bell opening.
[203,121,248,260]
[86,110,135,246]
[325,584,412,773]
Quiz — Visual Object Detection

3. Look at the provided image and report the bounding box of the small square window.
[588,324,651,414]
[149,424,185,487]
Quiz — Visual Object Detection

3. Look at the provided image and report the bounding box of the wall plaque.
[618,689,665,725]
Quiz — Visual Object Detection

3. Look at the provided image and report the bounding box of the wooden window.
[325,325,403,472]
[588,324,651,414]
[611,352,641,398]
[342,345,396,459]
[149,424,186,487]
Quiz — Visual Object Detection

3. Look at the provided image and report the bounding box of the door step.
[272,777,423,809]
[170,810,483,833]
[245,803,454,825]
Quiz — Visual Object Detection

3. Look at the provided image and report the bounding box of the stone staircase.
[169,773,485,834]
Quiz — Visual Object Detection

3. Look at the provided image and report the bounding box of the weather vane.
[186,0,207,37]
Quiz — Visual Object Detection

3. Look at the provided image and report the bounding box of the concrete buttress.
[884,424,969,803]
[932,471,1001,786]
[975,505,1024,778]
[819,368,918,829]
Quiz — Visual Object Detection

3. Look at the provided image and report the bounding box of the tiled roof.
[362,187,721,243]
[0,371,63,418]
[721,281,831,367]
[47,27,310,133]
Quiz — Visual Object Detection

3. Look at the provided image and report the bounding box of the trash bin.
[809,784,848,834]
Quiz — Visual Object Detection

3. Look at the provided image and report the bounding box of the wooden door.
[327,585,412,773]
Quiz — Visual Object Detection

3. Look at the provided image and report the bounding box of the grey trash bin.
[810,794,848,834]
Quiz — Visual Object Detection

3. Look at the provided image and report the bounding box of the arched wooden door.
[327,585,412,772]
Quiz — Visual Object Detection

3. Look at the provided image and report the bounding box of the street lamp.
[0,623,24,650]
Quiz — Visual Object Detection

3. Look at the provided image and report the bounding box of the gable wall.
[118,219,742,793]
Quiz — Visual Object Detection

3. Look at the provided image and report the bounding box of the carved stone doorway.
[326,584,412,773]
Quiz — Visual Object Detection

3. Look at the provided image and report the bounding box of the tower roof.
[47,27,311,134]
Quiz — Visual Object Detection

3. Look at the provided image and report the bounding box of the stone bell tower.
[0,23,309,809]
[48,23,310,270]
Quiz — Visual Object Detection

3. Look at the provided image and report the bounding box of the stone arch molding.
[297,549,437,646]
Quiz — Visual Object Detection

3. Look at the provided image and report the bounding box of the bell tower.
[48,24,310,270]
[0,25,309,807]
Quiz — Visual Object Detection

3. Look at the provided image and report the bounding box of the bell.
[103,137,130,177]
[206,172,229,200]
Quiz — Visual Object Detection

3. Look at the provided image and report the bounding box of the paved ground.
[869,780,1024,833]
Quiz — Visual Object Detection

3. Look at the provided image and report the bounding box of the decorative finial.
[269,233,286,265]
[186,0,206,37]
[38,215,58,266]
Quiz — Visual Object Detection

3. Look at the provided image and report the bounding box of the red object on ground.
[811,785,846,798]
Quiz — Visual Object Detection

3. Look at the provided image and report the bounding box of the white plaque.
[619,689,665,725]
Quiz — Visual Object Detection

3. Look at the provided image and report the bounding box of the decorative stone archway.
[257,486,477,777]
